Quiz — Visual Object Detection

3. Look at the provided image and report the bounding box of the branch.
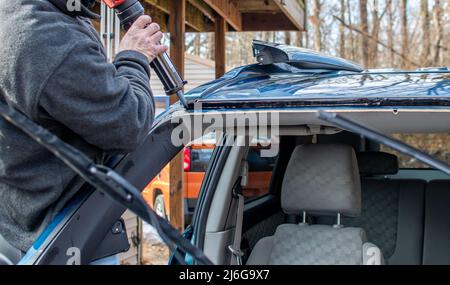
[436,44,448,51]
[333,16,421,67]
[378,5,388,21]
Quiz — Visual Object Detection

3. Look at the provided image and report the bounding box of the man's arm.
[39,40,154,153]
[39,16,167,154]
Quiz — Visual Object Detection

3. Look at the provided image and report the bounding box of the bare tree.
[360,0,369,67]
[285,31,291,45]
[334,16,420,67]
[206,33,214,61]
[369,0,381,67]
[432,0,444,65]
[218,0,448,71]
[387,0,395,65]
[295,32,304,47]
[420,0,431,66]
[193,34,201,56]
[313,0,322,51]
[347,0,356,60]
[304,9,310,49]
[400,0,409,68]
[339,0,346,58]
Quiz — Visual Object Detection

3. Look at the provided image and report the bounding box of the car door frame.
[19,109,186,265]
[191,135,233,254]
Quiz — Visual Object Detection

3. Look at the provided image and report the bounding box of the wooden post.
[215,13,226,78]
[168,0,185,232]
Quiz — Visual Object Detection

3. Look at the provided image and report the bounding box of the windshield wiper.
[0,95,213,265]
[317,111,450,176]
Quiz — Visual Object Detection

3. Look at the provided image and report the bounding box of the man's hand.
[120,15,168,62]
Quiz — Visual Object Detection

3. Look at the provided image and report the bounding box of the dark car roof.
[185,65,450,110]
[184,42,450,111]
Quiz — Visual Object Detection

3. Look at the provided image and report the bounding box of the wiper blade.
[317,111,450,176]
[0,97,213,265]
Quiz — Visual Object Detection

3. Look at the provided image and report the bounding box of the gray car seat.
[247,144,384,265]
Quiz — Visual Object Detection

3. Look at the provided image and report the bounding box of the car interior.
[195,130,450,265]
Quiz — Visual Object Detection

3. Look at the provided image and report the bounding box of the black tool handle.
[113,0,188,107]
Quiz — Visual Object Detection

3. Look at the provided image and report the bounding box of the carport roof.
[141,0,306,32]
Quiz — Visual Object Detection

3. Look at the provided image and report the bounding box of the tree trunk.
[313,0,322,51]
[400,0,409,69]
[432,0,444,66]
[369,0,380,67]
[285,31,292,45]
[387,0,395,65]
[207,33,215,61]
[334,15,420,67]
[339,0,346,58]
[347,0,356,61]
[193,34,201,56]
[304,25,310,49]
[263,31,272,42]
[420,0,431,66]
[296,32,304,47]
[359,0,369,68]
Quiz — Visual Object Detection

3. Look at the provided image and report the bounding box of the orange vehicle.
[142,143,276,224]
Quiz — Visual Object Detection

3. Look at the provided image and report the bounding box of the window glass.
[188,148,214,172]
[242,145,279,200]
[381,133,450,169]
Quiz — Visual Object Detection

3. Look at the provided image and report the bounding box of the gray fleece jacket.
[0,0,155,251]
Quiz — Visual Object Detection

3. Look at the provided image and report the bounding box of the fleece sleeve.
[39,40,155,153]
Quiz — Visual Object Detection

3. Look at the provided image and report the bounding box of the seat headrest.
[357,152,399,176]
[281,144,361,217]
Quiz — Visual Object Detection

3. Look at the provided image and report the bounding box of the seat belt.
[228,161,248,265]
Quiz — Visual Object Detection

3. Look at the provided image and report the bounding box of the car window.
[186,148,214,172]
[381,133,450,169]
[242,146,278,201]
[247,148,277,172]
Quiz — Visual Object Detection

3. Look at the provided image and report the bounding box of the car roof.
[184,41,450,111]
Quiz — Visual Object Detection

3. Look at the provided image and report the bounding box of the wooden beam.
[168,0,185,232]
[232,0,279,12]
[242,12,297,31]
[145,0,169,13]
[215,14,227,78]
[144,0,212,32]
[188,0,216,22]
[186,3,206,32]
[203,0,242,31]
[272,0,306,31]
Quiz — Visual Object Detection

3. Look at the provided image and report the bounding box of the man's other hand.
[120,15,168,62]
